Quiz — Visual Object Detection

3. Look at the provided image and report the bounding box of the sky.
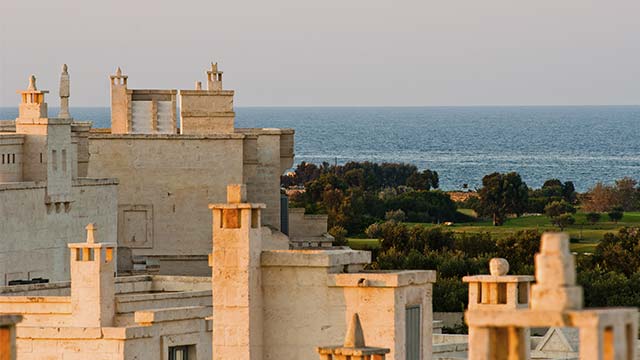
[1,1,639,107]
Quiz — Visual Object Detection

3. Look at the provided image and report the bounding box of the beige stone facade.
[211,185,436,360]
[0,73,117,286]
[88,64,294,275]
[0,225,213,360]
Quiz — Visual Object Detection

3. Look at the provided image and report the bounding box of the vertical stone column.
[210,185,265,360]
[59,64,71,118]
[531,232,583,311]
[110,67,130,134]
[68,223,116,327]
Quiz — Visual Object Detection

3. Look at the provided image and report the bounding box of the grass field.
[348,211,640,254]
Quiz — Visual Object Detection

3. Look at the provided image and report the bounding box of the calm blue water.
[2,106,639,192]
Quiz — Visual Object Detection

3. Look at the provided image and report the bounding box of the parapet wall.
[288,208,329,240]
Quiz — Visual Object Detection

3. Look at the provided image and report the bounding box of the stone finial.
[489,258,509,276]
[344,313,366,348]
[86,223,97,244]
[28,75,37,91]
[195,81,202,90]
[211,62,218,72]
[116,67,122,77]
[531,232,583,311]
[59,64,71,118]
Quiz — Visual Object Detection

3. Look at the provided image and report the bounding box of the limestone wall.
[0,179,117,285]
[88,134,244,259]
[180,90,235,134]
[0,134,24,182]
[260,249,434,360]
[13,311,212,360]
[288,207,328,239]
[88,130,294,272]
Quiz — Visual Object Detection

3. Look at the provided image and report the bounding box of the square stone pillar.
[68,223,116,327]
[210,184,265,360]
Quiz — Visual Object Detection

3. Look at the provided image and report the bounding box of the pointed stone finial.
[211,62,217,72]
[28,75,37,91]
[344,313,366,348]
[195,81,202,90]
[62,64,68,74]
[86,223,97,244]
[116,67,122,77]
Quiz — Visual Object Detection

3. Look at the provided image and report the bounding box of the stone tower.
[15,75,74,210]
[68,223,116,327]
[110,67,129,134]
[209,184,265,360]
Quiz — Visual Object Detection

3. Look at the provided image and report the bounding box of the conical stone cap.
[344,313,365,348]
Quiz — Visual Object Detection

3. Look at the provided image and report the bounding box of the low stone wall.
[288,208,328,239]
[434,312,465,328]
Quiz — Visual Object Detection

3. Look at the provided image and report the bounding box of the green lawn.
[348,211,640,254]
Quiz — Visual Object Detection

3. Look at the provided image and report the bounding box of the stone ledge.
[0,281,70,295]
[328,270,437,288]
[208,203,266,209]
[116,290,211,304]
[261,249,371,268]
[89,133,245,140]
[73,178,119,187]
[130,89,177,95]
[135,306,211,325]
[180,90,234,95]
[466,308,639,328]
[235,128,295,135]
[462,275,535,283]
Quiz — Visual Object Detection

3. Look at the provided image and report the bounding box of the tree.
[608,206,624,223]
[543,200,576,230]
[328,226,348,246]
[554,213,576,230]
[614,177,639,211]
[544,200,576,219]
[586,212,601,225]
[407,169,439,190]
[582,182,618,212]
[477,172,529,226]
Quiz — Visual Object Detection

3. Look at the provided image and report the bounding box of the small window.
[169,345,193,360]
[52,150,57,171]
[12,154,15,164]
[40,153,43,163]
[1,154,4,164]
[62,149,67,173]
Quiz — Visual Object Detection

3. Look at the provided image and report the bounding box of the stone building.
[210,184,436,360]
[0,69,117,286]
[0,185,436,360]
[87,63,295,275]
[0,224,213,359]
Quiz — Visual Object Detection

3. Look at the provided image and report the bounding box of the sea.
[1,106,639,192]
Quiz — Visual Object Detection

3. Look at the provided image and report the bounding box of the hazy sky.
[1,1,639,107]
